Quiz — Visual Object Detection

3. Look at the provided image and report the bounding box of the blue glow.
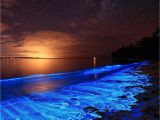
[0,61,151,120]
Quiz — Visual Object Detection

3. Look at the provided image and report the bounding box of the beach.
[97,61,159,120]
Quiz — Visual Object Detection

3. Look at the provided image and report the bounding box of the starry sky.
[1,0,159,58]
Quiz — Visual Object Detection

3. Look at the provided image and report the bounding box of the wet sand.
[96,61,159,120]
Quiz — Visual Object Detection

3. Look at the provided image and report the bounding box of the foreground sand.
[97,61,159,120]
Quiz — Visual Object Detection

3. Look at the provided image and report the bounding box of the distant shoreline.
[0,57,109,59]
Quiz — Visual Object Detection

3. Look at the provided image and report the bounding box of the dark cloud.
[1,0,17,8]
[19,50,39,53]
[1,0,159,57]
[0,22,11,32]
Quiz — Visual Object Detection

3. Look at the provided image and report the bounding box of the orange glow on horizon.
[1,31,79,58]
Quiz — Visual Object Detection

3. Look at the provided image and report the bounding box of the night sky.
[1,0,159,58]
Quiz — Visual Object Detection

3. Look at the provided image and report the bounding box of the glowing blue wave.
[0,61,151,120]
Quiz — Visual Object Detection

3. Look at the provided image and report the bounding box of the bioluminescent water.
[0,61,151,120]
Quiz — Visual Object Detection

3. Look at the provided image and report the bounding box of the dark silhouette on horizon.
[112,28,159,61]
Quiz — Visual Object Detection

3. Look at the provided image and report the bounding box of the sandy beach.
[97,61,159,120]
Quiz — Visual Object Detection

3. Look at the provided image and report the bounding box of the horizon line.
[0,56,110,59]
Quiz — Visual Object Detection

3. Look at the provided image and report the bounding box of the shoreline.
[96,61,159,120]
[0,61,159,119]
